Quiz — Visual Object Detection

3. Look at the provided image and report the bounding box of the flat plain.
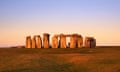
[0,47,120,72]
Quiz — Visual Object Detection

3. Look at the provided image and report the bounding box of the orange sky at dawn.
[0,0,120,47]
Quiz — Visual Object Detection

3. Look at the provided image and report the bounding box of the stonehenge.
[25,33,96,48]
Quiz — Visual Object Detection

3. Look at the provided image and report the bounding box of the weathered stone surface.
[52,35,58,48]
[85,37,91,48]
[43,33,50,48]
[60,34,66,48]
[91,38,96,48]
[85,37,96,48]
[77,35,83,48]
[25,33,96,49]
[36,35,42,48]
[26,36,32,48]
[70,34,77,48]
[32,36,36,48]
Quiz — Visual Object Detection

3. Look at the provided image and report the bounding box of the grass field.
[0,47,120,72]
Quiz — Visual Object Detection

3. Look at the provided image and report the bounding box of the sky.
[0,0,120,47]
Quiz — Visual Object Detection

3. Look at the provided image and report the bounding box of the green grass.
[0,47,120,72]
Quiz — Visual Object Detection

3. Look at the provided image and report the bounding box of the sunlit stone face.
[26,36,32,48]
[52,35,58,48]
[43,33,50,48]
[77,35,83,48]
[36,35,42,48]
[60,34,66,48]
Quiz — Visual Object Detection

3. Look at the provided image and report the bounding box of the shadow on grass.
[1,65,88,72]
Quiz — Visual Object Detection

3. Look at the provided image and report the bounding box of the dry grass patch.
[0,47,120,72]
[57,54,93,65]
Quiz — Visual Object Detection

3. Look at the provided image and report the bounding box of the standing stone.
[43,33,50,48]
[90,38,96,48]
[77,35,83,48]
[52,35,58,48]
[60,34,66,48]
[85,37,91,48]
[70,34,77,48]
[26,36,32,48]
[85,37,96,48]
[32,36,36,48]
[36,35,42,48]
